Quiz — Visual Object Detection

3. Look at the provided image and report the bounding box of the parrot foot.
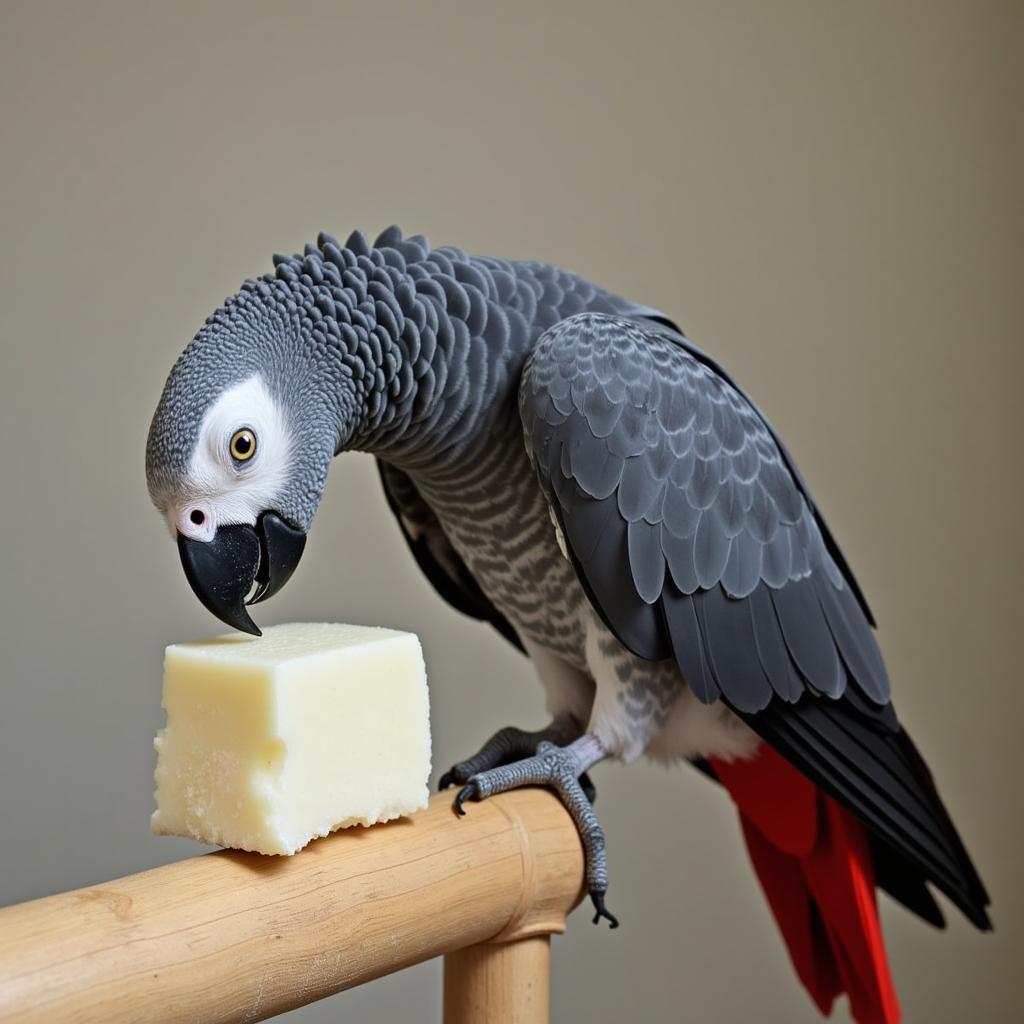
[439,713,597,802]
[451,734,617,928]
[590,890,619,928]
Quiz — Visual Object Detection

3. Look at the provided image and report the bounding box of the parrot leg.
[438,713,597,802]
[452,734,617,927]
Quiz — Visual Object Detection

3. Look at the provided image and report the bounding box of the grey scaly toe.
[452,734,617,927]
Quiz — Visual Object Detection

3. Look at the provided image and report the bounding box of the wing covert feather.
[519,312,883,707]
[519,312,989,929]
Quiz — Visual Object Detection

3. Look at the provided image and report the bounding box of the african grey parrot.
[146,227,989,1023]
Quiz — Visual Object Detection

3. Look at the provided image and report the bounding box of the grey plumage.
[377,460,525,652]
[520,310,885,701]
[146,226,990,958]
[518,309,987,926]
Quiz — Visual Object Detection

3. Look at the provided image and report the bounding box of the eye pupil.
[230,429,257,462]
[190,509,205,526]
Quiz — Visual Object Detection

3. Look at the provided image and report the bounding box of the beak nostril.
[190,509,206,527]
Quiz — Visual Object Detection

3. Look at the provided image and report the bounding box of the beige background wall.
[1,2,1020,1021]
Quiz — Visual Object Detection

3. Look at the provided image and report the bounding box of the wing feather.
[769,576,845,698]
[662,585,720,704]
[519,312,989,930]
[700,584,774,713]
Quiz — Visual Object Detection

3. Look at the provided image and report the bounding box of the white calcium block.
[152,622,431,855]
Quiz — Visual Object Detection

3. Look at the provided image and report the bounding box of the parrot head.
[146,281,350,636]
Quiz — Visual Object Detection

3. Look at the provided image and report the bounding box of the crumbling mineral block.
[152,622,431,854]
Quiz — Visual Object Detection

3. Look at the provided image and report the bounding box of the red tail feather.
[710,746,901,1024]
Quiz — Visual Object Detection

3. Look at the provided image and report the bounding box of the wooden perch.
[0,789,584,1024]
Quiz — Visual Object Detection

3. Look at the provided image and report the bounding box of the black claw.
[590,891,619,929]
[453,781,479,817]
[438,770,456,791]
[579,771,598,805]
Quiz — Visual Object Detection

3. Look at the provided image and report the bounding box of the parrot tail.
[708,745,901,1024]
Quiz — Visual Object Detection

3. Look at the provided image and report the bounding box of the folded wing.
[518,312,989,930]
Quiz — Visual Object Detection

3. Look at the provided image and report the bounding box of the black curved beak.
[177,512,307,636]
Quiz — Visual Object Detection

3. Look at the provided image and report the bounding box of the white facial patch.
[165,376,293,541]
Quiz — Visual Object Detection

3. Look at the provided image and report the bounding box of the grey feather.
[663,525,700,594]
[769,579,844,697]
[618,455,666,522]
[148,228,988,937]
[627,519,666,604]
[813,573,890,704]
[694,507,732,588]
[662,585,719,704]
[574,502,668,660]
[748,585,805,702]
[722,527,763,598]
[700,587,774,713]
[519,313,877,711]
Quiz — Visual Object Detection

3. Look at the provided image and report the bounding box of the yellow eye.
[229,428,257,462]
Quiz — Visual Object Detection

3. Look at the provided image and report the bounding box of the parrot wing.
[377,459,525,652]
[518,313,990,932]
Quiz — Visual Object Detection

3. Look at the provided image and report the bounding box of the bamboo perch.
[0,789,584,1024]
